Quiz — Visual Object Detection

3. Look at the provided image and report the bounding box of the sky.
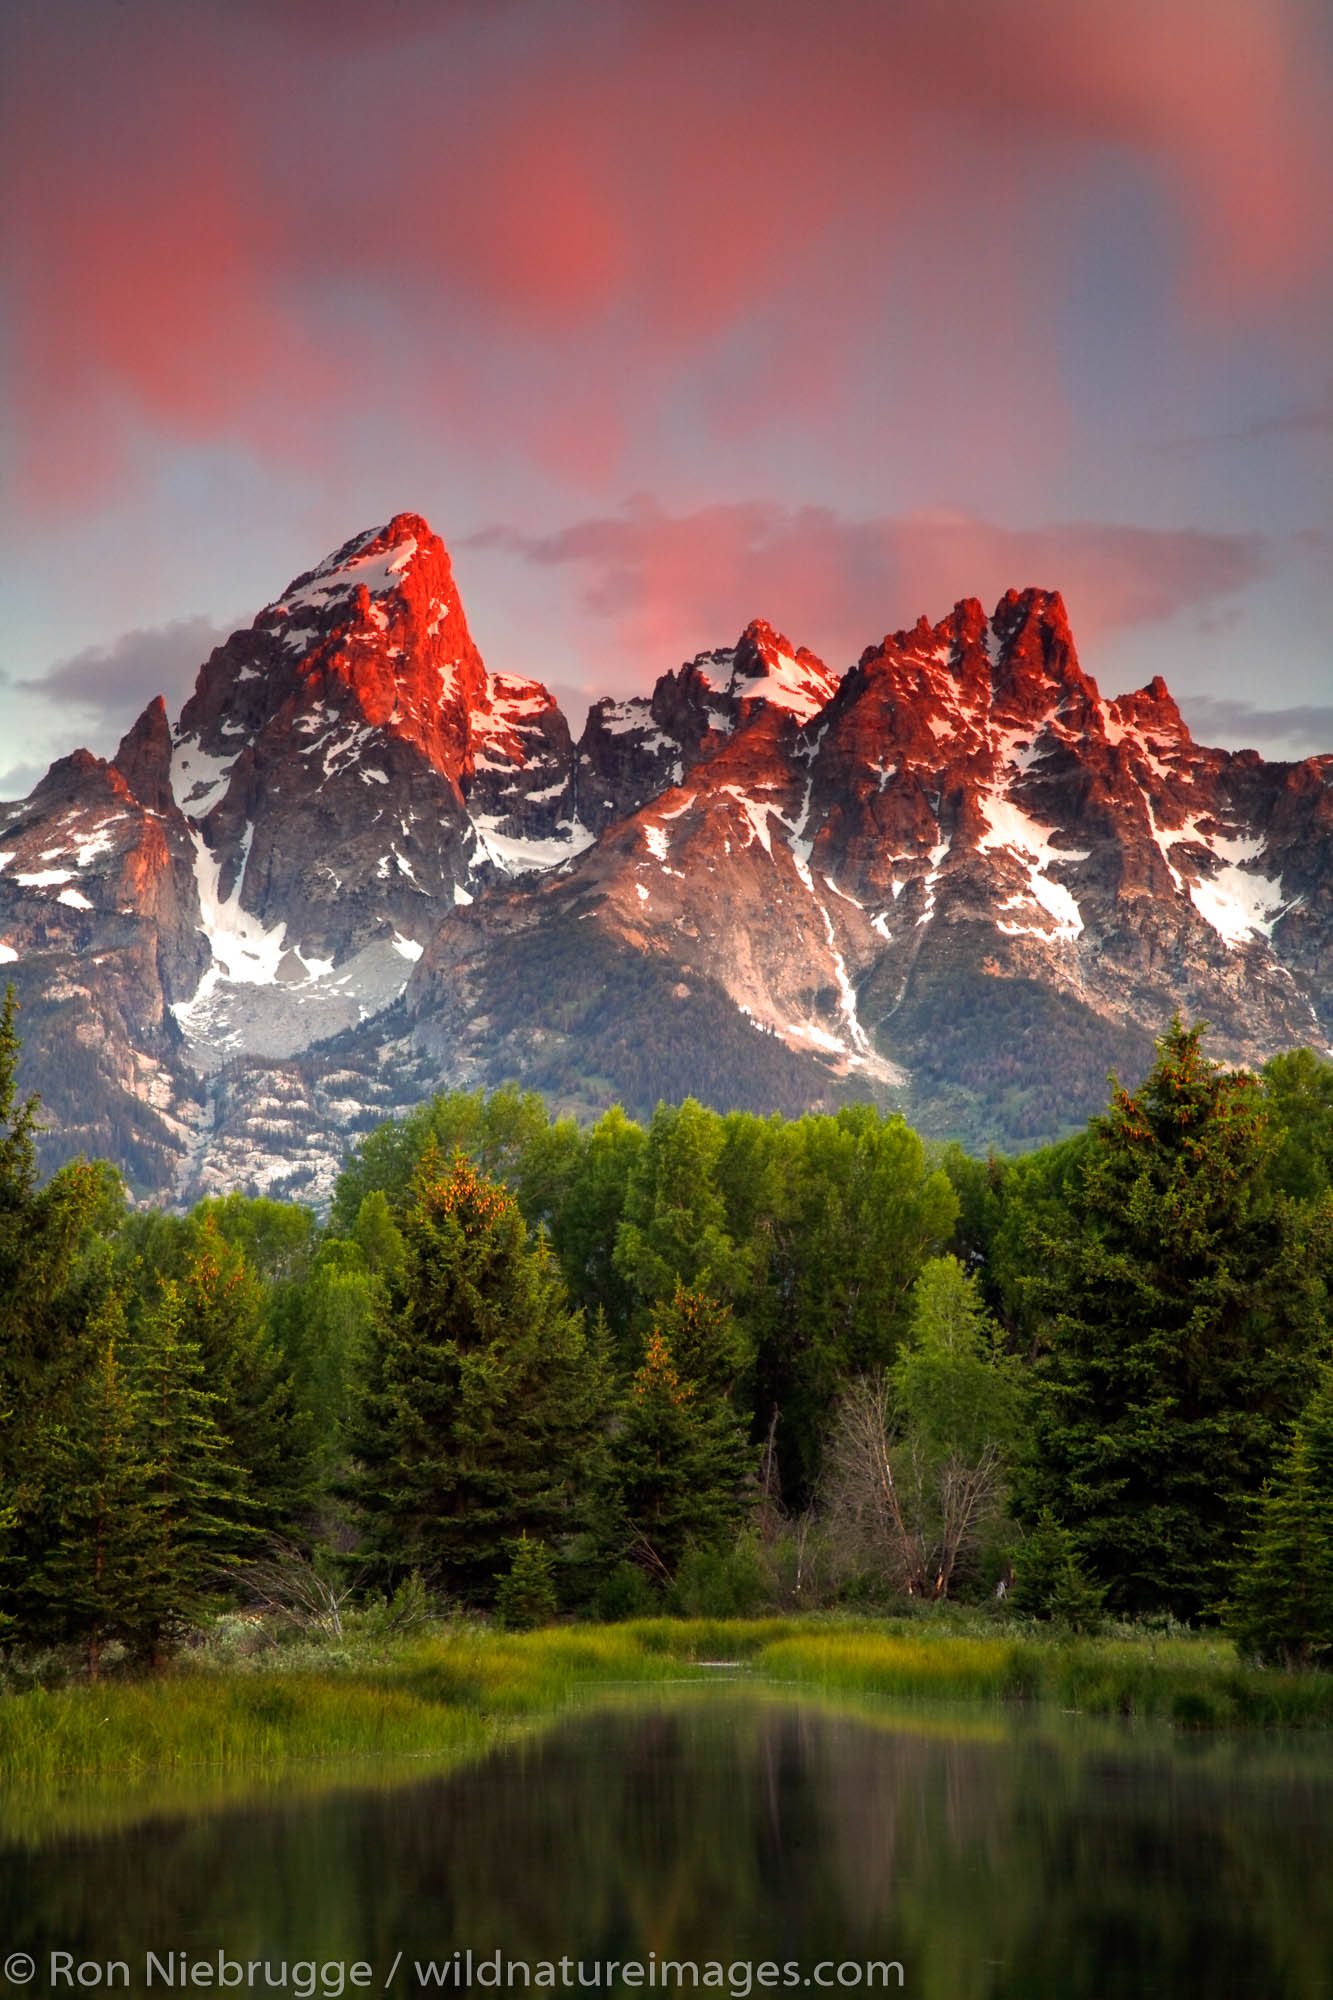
[1,0,1330,795]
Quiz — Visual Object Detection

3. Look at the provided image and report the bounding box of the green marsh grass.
[3,1614,1332,1825]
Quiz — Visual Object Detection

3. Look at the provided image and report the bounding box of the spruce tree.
[129,1280,248,1665]
[351,1148,610,1600]
[0,988,125,1644]
[24,1292,155,1678]
[608,1327,755,1583]
[653,1283,749,1401]
[1023,1019,1329,1620]
[1227,1371,1333,1669]
[115,1211,310,1529]
[494,1534,558,1629]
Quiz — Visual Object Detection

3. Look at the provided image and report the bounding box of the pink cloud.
[480,498,1269,678]
[2,0,1329,507]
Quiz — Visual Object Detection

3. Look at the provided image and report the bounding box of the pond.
[5,1694,1333,1999]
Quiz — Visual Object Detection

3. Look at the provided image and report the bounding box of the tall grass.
[754,1622,1333,1728]
[2,1614,1331,1819]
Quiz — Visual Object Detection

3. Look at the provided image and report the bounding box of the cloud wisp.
[21,616,240,736]
[477,499,1270,676]
[3,0,1330,506]
[1180,695,1333,756]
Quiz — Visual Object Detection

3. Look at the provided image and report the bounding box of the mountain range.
[3,511,1329,1205]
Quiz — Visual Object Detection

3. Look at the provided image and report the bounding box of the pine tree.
[115,1211,311,1530]
[652,1283,749,1401]
[494,1534,558,1630]
[1227,1371,1333,1669]
[608,1327,756,1584]
[24,1292,156,1678]
[1023,1019,1328,1620]
[1008,1509,1106,1632]
[129,1280,249,1665]
[350,1148,610,1600]
[0,987,126,1645]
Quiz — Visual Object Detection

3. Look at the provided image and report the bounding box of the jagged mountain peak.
[1107,673,1191,743]
[175,512,485,785]
[278,511,436,600]
[727,619,838,723]
[111,695,175,816]
[674,621,837,726]
[4,532,1330,1209]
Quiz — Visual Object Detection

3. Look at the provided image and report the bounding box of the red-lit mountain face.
[411,589,1330,1142]
[1,516,1328,1203]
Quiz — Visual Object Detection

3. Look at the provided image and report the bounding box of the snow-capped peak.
[273,513,429,617]
[684,621,837,726]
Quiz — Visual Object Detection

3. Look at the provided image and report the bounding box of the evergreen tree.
[607,1327,756,1583]
[24,1291,155,1678]
[1023,1019,1330,1620]
[652,1283,749,1402]
[114,1211,310,1528]
[350,1148,610,1600]
[494,1534,558,1630]
[1008,1508,1106,1632]
[0,987,126,1643]
[1227,1371,1333,1669]
[129,1280,249,1665]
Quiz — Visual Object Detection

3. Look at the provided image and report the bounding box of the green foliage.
[9,984,1333,1681]
[17,1281,247,1672]
[494,1536,558,1631]
[536,1105,644,1337]
[1022,1018,1330,1622]
[892,1255,1022,1467]
[650,1283,749,1400]
[1008,1509,1106,1633]
[603,1326,756,1584]
[113,1211,311,1526]
[1227,1369,1333,1669]
[330,1084,552,1234]
[350,1149,610,1601]
[1261,1047,1333,1205]
[614,1098,751,1311]
[823,1256,1020,1602]
[592,1560,659,1622]
[24,1291,156,1674]
[667,1537,770,1618]
[744,1105,959,1497]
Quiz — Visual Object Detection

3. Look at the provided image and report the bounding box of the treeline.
[1,989,1331,1675]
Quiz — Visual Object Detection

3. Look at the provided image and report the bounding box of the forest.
[2,985,1331,1680]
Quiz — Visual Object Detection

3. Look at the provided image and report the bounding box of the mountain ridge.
[2,511,1329,1204]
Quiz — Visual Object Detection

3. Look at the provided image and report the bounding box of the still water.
[5,1695,1333,1999]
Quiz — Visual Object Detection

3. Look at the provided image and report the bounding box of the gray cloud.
[1162,385,1333,453]
[0,759,48,802]
[19,615,239,735]
[1180,695,1333,757]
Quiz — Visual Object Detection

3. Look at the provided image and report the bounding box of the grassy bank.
[760,1624,1333,1729]
[3,1616,1332,1805]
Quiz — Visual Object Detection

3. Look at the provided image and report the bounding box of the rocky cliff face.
[2,517,1328,1202]
[410,587,1328,1148]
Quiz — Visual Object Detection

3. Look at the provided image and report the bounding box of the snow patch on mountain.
[471,816,595,876]
[185,825,287,987]
[171,736,237,817]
